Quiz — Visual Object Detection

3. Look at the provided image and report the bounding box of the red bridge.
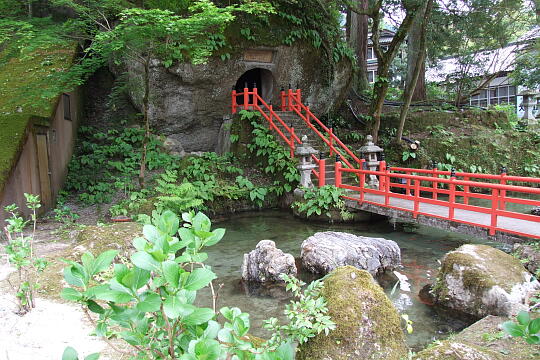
[232,86,540,241]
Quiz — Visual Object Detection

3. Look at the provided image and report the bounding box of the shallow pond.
[198,210,502,350]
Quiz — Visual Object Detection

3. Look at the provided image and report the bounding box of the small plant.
[401,314,414,334]
[402,150,416,161]
[501,310,540,344]
[3,194,48,313]
[61,210,334,359]
[62,347,99,360]
[293,185,352,220]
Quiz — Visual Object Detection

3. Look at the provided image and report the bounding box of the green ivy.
[293,185,352,220]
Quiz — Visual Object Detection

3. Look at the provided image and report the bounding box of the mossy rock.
[432,244,539,318]
[296,266,408,360]
[414,341,503,360]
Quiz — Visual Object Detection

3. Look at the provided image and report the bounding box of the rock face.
[301,232,401,276]
[121,43,352,152]
[296,266,408,360]
[241,240,297,282]
[512,243,540,275]
[432,244,540,318]
[415,315,540,360]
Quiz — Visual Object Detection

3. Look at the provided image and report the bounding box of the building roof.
[0,38,77,194]
[426,27,540,83]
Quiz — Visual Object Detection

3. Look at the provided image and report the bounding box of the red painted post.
[449,170,456,220]
[329,128,333,156]
[463,176,470,205]
[319,159,326,187]
[243,87,249,110]
[432,162,438,200]
[269,105,274,131]
[378,160,386,191]
[288,88,293,112]
[384,165,391,206]
[290,127,295,158]
[406,172,411,196]
[280,89,286,111]
[413,179,420,218]
[231,89,237,114]
[500,168,507,211]
[359,159,366,202]
[296,89,301,105]
[490,188,499,236]
[335,161,342,188]
[253,86,258,108]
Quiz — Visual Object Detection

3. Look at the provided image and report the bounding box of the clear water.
[197,211,502,350]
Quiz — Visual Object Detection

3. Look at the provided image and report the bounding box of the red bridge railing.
[231,87,540,239]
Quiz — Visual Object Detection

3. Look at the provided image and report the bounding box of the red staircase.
[231,87,540,239]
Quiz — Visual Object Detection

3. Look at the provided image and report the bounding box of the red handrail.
[232,87,302,157]
[337,166,540,238]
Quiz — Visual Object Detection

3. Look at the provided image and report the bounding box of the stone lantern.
[519,89,539,126]
[294,136,318,196]
[358,135,384,188]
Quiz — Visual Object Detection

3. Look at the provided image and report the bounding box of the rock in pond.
[414,314,540,360]
[296,266,408,360]
[241,240,297,282]
[432,244,539,318]
[301,231,401,275]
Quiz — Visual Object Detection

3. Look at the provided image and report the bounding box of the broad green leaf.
[204,228,225,246]
[191,253,208,263]
[175,253,192,264]
[143,224,162,244]
[131,251,161,272]
[189,338,221,360]
[137,292,162,312]
[121,268,150,290]
[114,264,129,282]
[184,268,217,291]
[192,212,211,232]
[87,300,105,314]
[528,318,540,335]
[133,237,147,251]
[502,321,524,337]
[61,288,83,301]
[526,335,540,344]
[81,252,95,274]
[517,311,530,326]
[92,250,119,274]
[183,307,215,326]
[157,210,179,236]
[95,288,133,303]
[62,347,79,360]
[84,354,100,360]
[162,260,180,287]
[63,267,86,288]
[203,320,221,339]
[178,227,195,246]
[163,296,194,319]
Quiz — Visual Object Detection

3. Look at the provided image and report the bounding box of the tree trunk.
[370,62,390,143]
[405,1,428,102]
[349,0,369,92]
[27,0,32,18]
[397,0,433,142]
[139,57,150,189]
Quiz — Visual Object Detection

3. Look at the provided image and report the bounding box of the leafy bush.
[293,185,352,220]
[3,194,48,313]
[502,310,540,345]
[61,210,335,359]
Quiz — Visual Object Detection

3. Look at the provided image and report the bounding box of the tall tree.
[396,0,433,142]
[347,0,369,92]
[405,0,429,102]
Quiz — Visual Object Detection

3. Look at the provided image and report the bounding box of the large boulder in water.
[296,266,408,360]
[301,232,401,276]
[241,240,297,282]
[432,244,539,318]
[414,341,503,360]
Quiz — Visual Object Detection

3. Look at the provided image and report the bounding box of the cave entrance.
[234,68,274,105]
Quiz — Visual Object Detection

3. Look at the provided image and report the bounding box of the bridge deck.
[347,192,540,239]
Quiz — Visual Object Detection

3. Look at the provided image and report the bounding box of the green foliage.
[293,185,352,220]
[242,111,299,195]
[53,191,80,225]
[65,126,177,205]
[402,150,417,161]
[502,311,540,345]
[154,171,205,213]
[61,210,334,359]
[264,274,335,346]
[3,194,48,313]
[62,346,100,360]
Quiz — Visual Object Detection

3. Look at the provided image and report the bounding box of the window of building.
[63,93,71,120]
[368,70,377,83]
[470,85,516,107]
[367,47,375,60]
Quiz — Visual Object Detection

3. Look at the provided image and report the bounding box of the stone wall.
[121,43,352,152]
